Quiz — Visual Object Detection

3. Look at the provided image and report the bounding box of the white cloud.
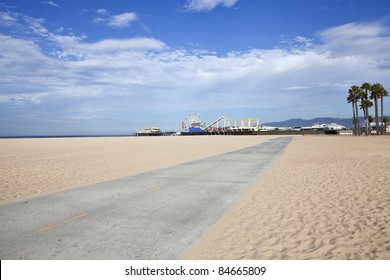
[183,0,238,12]
[0,35,53,70]
[0,11,49,37]
[24,16,49,36]
[53,36,167,57]
[318,21,390,59]
[95,11,138,28]
[108,12,138,27]
[41,1,59,8]
[96,9,109,15]
[0,11,17,25]
[320,22,387,41]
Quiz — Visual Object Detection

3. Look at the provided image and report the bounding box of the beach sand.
[183,136,390,260]
[2,135,389,260]
[0,135,275,204]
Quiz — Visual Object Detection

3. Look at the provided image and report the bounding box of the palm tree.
[360,98,373,135]
[348,85,361,135]
[361,83,372,135]
[347,91,356,135]
[370,83,383,135]
[380,88,389,134]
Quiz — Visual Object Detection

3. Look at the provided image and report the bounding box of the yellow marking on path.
[35,212,88,234]
[66,212,88,222]
[35,224,57,234]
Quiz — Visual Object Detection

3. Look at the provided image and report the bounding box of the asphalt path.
[0,137,291,259]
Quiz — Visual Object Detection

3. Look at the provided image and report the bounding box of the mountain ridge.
[262,116,390,128]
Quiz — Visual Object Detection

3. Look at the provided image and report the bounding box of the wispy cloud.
[53,36,167,57]
[94,10,138,28]
[183,0,238,12]
[108,12,138,27]
[0,11,50,40]
[0,11,17,25]
[318,21,390,58]
[96,9,109,16]
[41,1,59,8]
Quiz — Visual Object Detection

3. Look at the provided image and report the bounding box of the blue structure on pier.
[188,127,206,133]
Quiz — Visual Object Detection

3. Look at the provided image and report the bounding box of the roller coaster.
[178,113,260,135]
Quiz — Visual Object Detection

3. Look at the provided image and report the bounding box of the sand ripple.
[183,136,390,260]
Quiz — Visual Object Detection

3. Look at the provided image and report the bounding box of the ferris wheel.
[183,112,204,129]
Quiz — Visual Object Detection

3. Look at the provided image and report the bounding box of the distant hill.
[262,116,390,128]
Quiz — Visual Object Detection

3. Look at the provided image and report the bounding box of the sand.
[183,136,390,260]
[2,135,389,260]
[0,135,275,204]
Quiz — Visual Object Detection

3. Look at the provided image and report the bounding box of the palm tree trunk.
[352,102,356,135]
[367,106,371,135]
[364,107,368,136]
[355,101,360,135]
[380,95,384,134]
[374,97,379,135]
[361,103,367,136]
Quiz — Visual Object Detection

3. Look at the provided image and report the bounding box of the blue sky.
[1,0,390,136]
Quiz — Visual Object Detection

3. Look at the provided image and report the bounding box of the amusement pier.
[135,113,261,136]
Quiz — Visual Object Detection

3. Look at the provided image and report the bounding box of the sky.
[0,0,390,136]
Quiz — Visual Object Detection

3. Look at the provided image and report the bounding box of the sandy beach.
[1,135,389,260]
[183,136,390,259]
[0,135,275,204]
